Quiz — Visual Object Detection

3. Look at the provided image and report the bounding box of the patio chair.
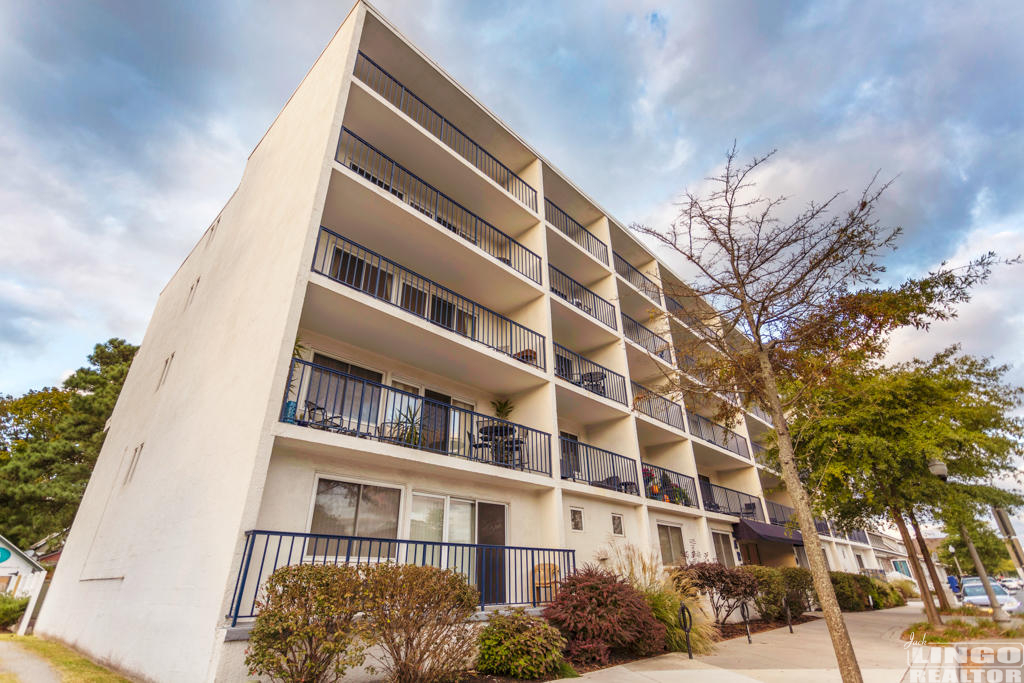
[304,401,358,436]
[741,502,758,519]
[594,475,622,492]
[467,430,493,462]
[580,371,606,396]
[532,563,560,605]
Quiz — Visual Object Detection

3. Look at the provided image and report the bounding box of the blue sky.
[2,0,1023,403]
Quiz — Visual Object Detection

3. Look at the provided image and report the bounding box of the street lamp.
[928,460,948,481]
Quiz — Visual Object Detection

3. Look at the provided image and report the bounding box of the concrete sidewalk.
[572,603,927,683]
[0,639,61,683]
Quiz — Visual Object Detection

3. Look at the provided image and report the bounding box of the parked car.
[999,577,1022,592]
[959,582,1021,613]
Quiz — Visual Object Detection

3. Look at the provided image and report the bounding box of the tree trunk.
[756,351,863,683]
[960,524,1010,623]
[908,509,950,611]
[891,508,942,626]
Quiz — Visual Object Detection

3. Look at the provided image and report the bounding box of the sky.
[1,2,1022,412]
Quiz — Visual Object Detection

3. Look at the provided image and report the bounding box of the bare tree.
[632,146,994,683]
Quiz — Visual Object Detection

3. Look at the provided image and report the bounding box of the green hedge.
[738,566,905,618]
[829,571,906,611]
[0,594,30,631]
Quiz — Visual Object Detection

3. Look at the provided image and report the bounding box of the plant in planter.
[283,336,307,423]
[395,406,421,445]
[491,398,515,420]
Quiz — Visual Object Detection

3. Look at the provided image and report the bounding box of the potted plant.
[283,336,307,423]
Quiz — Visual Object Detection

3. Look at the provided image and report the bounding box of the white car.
[960,583,1021,612]
[1000,577,1022,592]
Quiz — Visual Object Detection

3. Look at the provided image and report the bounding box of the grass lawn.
[0,635,131,682]
[902,618,1024,644]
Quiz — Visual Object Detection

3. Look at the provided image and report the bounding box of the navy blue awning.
[734,518,804,546]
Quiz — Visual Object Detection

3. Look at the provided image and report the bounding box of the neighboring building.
[0,534,45,598]
[870,531,913,578]
[35,3,878,680]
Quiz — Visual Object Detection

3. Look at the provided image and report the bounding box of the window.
[156,353,175,390]
[305,353,383,427]
[122,443,145,485]
[569,507,584,532]
[611,513,624,537]
[855,553,865,569]
[560,432,581,478]
[658,524,685,565]
[712,531,736,568]
[204,217,220,247]
[307,477,401,557]
[184,276,200,309]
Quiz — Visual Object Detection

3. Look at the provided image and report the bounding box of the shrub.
[829,571,868,611]
[543,565,666,665]
[676,562,759,624]
[739,565,785,622]
[0,594,30,631]
[778,566,815,617]
[645,576,719,655]
[891,577,919,600]
[476,609,569,680]
[361,563,479,683]
[245,564,367,683]
[871,578,905,608]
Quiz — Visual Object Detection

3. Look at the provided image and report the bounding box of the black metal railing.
[641,463,699,508]
[747,402,774,425]
[228,530,575,623]
[679,354,710,383]
[686,411,750,459]
[622,313,672,362]
[815,519,833,536]
[699,481,764,521]
[665,296,703,329]
[313,229,545,369]
[544,199,609,264]
[751,442,772,467]
[559,437,640,495]
[766,501,796,526]
[353,52,538,211]
[553,343,627,405]
[631,382,687,430]
[335,128,542,284]
[549,265,616,329]
[613,253,661,303]
[848,529,870,545]
[283,358,551,475]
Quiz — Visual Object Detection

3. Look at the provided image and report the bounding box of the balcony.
[353,52,538,212]
[815,519,833,536]
[641,463,699,509]
[699,481,764,521]
[335,127,542,284]
[314,229,545,369]
[751,442,771,467]
[545,199,609,265]
[228,530,576,623]
[631,382,687,430]
[847,529,870,545]
[686,411,750,459]
[766,501,795,526]
[559,437,640,496]
[622,314,672,363]
[666,296,704,330]
[553,343,627,405]
[549,265,616,330]
[283,358,552,475]
[614,253,661,304]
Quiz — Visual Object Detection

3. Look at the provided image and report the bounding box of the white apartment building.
[35,3,879,680]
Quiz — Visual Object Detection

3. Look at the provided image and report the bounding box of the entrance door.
[477,502,507,605]
[422,390,451,454]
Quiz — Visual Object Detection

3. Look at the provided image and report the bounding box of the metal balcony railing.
[679,354,710,383]
[549,265,617,329]
[766,501,796,526]
[353,52,538,211]
[700,481,764,521]
[622,313,672,362]
[283,358,552,475]
[641,463,699,508]
[747,402,774,425]
[686,411,750,459]
[559,437,640,495]
[335,128,542,284]
[665,296,703,329]
[751,442,772,467]
[544,199,609,265]
[553,343,628,405]
[613,253,661,304]
[848,529,870,545]
[631,381,687,430]
[815,519,833,536]
[228,530,576,623]
[314,229,545,369]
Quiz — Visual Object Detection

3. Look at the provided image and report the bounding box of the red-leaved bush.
[542,565,666,665]
[675,562,759,624]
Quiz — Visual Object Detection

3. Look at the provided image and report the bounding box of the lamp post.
[948,544,964,582]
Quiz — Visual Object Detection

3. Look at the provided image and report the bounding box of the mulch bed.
[718,613,819,640]
[464,618,821,681]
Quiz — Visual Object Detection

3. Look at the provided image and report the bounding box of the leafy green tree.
[939,517,1013,576]
[0,339,138,547]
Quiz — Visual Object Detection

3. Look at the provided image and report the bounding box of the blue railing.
[314,229,545,369]
[229,530,576,623]
[848,529,870,545]
[549,265,617,329]
[686,411,750,459]
[335,128,542,284]
[544,199,609,264]
[631,382,687,430]
[613,253,661,304]
[354,52,538,211]
[642,463,699,508]
[622,313,672,362]
[283,358,552,475]
[700,481,764,521]
[559,437,640,495]
[553,343,628,405]
[766,501,795,526]
[815,519,833,536]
